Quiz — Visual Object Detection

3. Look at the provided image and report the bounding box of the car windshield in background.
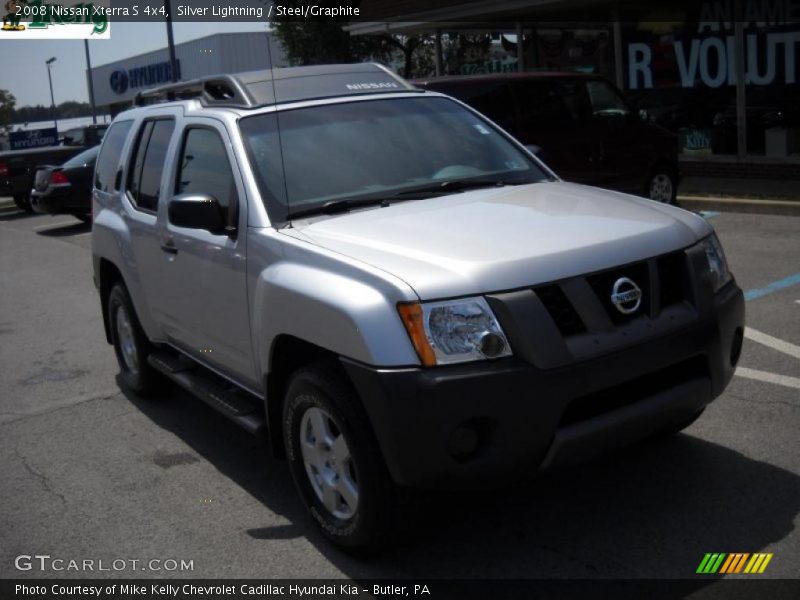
[239,96,550,221]
[62,146,99,168]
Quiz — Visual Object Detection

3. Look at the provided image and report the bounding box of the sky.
[0,21,270,108]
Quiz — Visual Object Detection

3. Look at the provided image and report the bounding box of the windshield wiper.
[286,197,389,220]
[286,178,526,220]
[391,178,519,198]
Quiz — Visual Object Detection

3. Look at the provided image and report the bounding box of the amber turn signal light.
[397,302,437,367]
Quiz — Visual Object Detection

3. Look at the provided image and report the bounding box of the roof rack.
[133,63,420,109]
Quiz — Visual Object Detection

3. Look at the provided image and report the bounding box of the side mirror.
[168,193,227,234]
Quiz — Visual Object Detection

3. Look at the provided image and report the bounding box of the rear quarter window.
[94,121,133,192]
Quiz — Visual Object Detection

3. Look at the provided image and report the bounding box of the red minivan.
[415,72,679,204]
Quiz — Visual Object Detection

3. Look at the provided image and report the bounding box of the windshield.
[239,96,551,222]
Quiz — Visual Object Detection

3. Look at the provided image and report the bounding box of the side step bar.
[148,352,266,436]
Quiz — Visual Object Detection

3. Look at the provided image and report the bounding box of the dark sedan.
[30,145,99,222]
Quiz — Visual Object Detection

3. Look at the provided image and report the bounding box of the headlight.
[701,233,732,292]
[398,297,512,366]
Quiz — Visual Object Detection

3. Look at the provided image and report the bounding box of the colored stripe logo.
[697,553,773,574]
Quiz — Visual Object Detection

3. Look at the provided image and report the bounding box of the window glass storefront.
[352,0,799,162]
[623,15,800,158]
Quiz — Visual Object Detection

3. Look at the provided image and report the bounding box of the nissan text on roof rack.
[91,63,745,553]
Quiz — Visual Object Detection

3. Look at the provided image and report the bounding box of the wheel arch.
[97,258,125,344]
[264,335,340,459]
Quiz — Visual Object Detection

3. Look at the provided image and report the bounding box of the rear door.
[122,116,179,341]
[511,78,603,185]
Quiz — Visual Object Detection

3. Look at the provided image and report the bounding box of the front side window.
[240,97,549,222]
[176,128,237,221]
[586,80,631,119]
[127,119,175,212]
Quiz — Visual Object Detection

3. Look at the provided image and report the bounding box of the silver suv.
[91,63,745,552]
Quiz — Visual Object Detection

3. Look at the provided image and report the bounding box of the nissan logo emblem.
[610,277,642,314]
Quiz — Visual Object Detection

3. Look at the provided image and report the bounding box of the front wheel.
[646,168,678,204]
[283,363,397,553]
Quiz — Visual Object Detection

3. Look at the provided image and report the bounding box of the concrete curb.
[677,195,800,217]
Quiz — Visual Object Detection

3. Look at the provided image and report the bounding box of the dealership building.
[87,32,287,115]
[350,0,800,175]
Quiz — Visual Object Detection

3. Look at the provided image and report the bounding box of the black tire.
[13,193,33,213]
[283,362,397,554]
[645,166,678,204]
[107,282,161,395]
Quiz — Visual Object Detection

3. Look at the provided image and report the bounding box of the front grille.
[535,284,586,336]
[658,251,691,308]
[586,261,651,324]
[533,251,693,337]
[558,356,708,427]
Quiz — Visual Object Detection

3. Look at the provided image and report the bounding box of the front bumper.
[343,281,744,490]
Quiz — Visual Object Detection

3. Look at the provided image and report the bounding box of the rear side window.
[176,128,237,218]
[94,120,132,192]
[437,82,516,130]
[514,81,590,131]
[127,119,175,212]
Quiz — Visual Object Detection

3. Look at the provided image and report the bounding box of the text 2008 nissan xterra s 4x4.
[92,64,744,552]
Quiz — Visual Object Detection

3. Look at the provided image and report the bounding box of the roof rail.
[133,63,419,109]
[134,75,256,107]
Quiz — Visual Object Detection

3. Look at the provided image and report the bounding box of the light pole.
[46,57,57,133]
[164,0,178,82]
[84,41,97,124]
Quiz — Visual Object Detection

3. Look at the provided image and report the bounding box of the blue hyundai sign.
[109,60,181,95]
[10,128,59,150]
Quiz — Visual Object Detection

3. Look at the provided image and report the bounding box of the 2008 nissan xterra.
[91,63,744,552]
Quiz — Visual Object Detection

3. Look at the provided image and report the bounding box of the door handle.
[160,241,178,254]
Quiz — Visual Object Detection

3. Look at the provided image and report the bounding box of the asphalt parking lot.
[0,203,798,583]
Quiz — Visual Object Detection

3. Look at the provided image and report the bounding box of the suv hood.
[286,182,711,300]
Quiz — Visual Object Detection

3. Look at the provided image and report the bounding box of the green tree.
[272,13,434,78]
[0,89,16,134]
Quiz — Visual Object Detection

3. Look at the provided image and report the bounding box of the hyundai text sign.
[10,128,59,150]
[109,60,181,95]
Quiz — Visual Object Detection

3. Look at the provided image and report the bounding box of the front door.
[154,119,256,386]
[583,78,653,194]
